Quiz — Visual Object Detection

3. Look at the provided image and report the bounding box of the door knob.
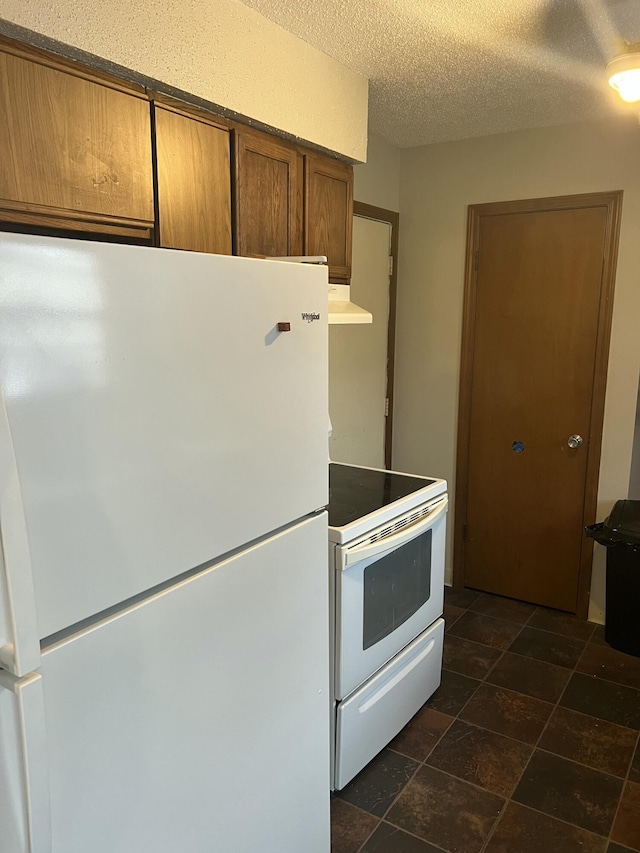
[567,434,583,449]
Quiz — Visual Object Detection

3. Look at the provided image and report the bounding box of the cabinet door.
[0,42,153,235]
[304,155,353,282]
[154,105,232,254]
[233,127,302,258]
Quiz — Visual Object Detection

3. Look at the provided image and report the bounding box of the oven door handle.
[343,496,448,568]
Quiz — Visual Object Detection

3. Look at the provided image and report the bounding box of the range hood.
[327,283,372,324]
[267,256,373,325]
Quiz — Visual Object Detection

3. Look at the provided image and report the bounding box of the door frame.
[353,201,399,470]
[453,191,623,617]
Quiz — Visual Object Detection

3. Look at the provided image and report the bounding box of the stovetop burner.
[328,462,437,528]
[328,501,359,524]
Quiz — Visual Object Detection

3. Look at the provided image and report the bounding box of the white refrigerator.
[0,233,330,853]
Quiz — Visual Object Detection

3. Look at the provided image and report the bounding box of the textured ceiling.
[238,0,640,147]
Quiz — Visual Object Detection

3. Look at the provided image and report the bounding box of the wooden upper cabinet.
[0,38,154,238]
[304,154,353,282]
[0,34,353,262]
[154,104,232,254]
[233,126,302,258]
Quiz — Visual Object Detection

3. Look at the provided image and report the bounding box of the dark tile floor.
[331,587,640,853]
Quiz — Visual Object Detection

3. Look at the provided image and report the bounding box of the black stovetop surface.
[328,462,436,528]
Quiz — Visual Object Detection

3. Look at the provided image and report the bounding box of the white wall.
[329,217,392,468]
[394,117,640,621]
[327,134,400,469]
[354,134,400,210]
[0,0,368,161]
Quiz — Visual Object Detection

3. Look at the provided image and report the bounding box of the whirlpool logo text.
[301,312,321,323]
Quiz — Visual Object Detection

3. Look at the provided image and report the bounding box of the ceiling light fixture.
[607,42,640,104]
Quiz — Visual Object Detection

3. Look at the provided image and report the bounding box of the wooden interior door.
[455,192,622,615]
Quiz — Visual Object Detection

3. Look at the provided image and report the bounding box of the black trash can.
[586,500,640,658]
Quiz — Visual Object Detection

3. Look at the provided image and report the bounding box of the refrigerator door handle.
[0,670,51,852]
[0,399,41,677]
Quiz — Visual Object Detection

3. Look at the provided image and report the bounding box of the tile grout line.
[531,744,636,782]
[468,602,537,623]
[445,617,640,701]
[435,597,607,850]
[351,704,461,853]
[340,594,611,853]
[443,615,531,701]
[480,608,596,853]
[390,716,636,783]
[447,595,632,851]
[478,617,528,680]
[573,635,640,696]
[570,668,640,695]
[480,606,640,848]
[524,600,598,641]
[362,819,452,853]
[477,609,573,853]
[449,610,535,636]
[476,797,510,853]
[352,759,425,852]
[521,622,597,642]
[604,727,640,850]
[348,594,613,852]
[443,653,640,699]
[458,597,533,853]
[444,599,584,853]
[447,599,605,666]
[479,800,615,848]
[378,754,509,853]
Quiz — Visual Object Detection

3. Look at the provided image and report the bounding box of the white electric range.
[328,461,448,790]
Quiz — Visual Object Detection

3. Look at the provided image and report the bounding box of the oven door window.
[362,530,432,650]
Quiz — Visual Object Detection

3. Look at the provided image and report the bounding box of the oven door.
[334,495,447,700]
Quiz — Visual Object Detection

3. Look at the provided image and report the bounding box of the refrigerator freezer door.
[2,514,330,853]
[0,234,328,642]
